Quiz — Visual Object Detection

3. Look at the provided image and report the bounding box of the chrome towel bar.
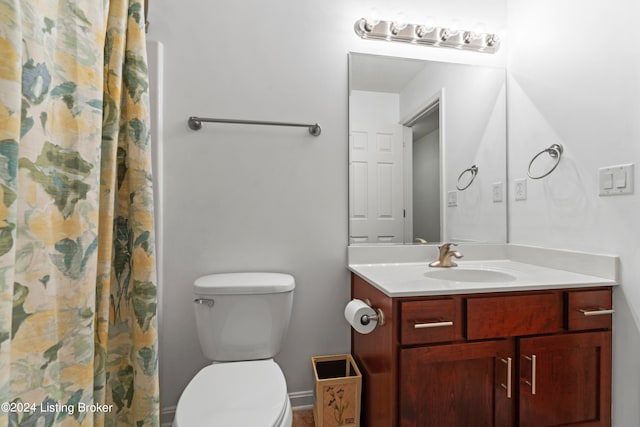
[187,116,321,136]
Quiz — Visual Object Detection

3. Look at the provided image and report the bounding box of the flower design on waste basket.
[326,386,350,425]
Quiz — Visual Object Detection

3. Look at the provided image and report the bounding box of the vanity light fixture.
[354,17,500,53]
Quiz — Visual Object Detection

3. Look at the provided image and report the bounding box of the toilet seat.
[174,359,290,427]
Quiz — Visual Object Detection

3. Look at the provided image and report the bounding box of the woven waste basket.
[311,354,362,427]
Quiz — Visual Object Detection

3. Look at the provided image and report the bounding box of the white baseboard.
[161,405,176,427]
[161,390,314,426]
[289,390,315,408]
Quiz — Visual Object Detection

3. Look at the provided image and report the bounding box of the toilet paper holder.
[360,299,386,327]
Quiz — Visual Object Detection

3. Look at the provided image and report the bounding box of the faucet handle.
[439,242,457,253]
[430,242,463,267]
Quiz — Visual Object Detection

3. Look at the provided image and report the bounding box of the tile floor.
[292,409,315,427]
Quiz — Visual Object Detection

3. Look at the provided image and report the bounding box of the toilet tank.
[193,272,295,362]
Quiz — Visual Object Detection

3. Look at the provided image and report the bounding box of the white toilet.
[173,272,295,427]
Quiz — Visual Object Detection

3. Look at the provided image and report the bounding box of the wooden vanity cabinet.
[400,339,515,427]
[351,273,613,427]
[518,331,611,427]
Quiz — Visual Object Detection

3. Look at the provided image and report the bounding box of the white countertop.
[349,259,617,297]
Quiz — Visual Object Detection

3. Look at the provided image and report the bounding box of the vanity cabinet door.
[518,331,612,427]
[399,339,515,427]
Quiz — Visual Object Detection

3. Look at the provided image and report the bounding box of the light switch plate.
[492,182,504,203]
[447,191,458,207]
[514,178,527,201]
[599,164,634,196]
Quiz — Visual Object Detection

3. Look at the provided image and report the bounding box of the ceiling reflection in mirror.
[348,53,507,245]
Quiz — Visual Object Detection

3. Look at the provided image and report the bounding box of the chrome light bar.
[354,18,500,54]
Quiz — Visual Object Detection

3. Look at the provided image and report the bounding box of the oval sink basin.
[424,268,517,283]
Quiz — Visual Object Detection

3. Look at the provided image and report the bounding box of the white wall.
[146,0,507,415]
[507,1,640,424]
[349,91,399,124]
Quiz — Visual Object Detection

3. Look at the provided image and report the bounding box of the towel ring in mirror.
[527,143,564,180]
[456,165,478,191]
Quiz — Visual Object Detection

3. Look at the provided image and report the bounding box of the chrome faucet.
[428,243,463,268]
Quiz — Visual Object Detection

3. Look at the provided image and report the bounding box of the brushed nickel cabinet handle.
[500,357,512,398]
[413,320,454,329]
[579,308,614,316]
[524,354,537,395]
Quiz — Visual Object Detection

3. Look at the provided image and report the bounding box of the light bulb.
[486,34,499,47]
[416,16,436,38]
[448,18,463,35]
[423,16,436,32]
[463,31,475,44]
[391,11,408,35]
[364,8,380,32]
[440,28,451,42]
[473,22,488,35]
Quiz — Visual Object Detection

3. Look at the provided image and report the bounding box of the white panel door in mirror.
[350,124,404,243]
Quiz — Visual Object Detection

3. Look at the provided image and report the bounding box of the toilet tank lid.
[194,272,295,295]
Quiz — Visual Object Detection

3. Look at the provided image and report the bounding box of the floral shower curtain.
[0,0,158,426]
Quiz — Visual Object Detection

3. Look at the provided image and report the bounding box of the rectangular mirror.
[349,52,507,245]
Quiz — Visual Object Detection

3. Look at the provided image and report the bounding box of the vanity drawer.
[567,289,613,331]
[400,299,462,345]
[466,293,564,339]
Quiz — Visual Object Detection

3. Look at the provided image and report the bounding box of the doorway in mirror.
[403,99,441,244]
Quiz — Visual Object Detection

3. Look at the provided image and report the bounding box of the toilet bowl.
[173,272,295,427]
[173,360,292,427]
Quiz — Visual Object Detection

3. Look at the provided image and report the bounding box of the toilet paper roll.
[344,299,377,334]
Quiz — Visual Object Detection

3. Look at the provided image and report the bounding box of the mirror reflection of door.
[349,92,404,244]
[349,92,441,245]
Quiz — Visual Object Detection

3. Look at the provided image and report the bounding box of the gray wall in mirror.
[349,52,507,245]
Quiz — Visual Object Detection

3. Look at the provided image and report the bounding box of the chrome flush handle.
[194,298,214,307]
